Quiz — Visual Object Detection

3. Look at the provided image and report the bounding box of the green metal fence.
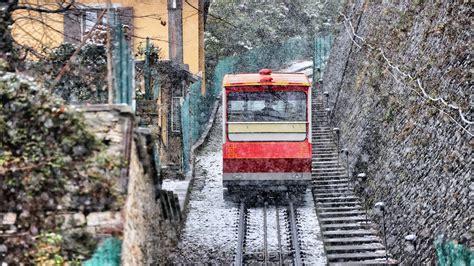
[435,236,473,266]
[112,18,135,107]
[180,35,333,173]
[84,238,122,266]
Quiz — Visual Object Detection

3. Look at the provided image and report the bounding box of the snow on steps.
[311,89,397,264]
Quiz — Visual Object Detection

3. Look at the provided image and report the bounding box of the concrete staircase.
[311,89,396,265]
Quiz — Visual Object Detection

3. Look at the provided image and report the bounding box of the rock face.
[322,1,472,264]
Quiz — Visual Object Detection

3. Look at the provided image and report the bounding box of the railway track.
[235,197,303,265]
[311,88,396,265]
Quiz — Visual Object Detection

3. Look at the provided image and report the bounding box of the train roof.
[223,71,310,87]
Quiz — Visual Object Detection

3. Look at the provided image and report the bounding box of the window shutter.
[63,10,82,44]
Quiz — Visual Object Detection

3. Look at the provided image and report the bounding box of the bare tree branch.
[13,0,75,13]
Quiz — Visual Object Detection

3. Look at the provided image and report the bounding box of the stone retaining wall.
[323,1,472,263]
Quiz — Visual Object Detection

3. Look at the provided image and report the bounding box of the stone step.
[313,145,337,149]
[327,251,386,261]
[319,216,368,223]
[314,173,347,177]
[313,151,338,155]
[313,149,338,153]
[314,192,356,198]
[316,197,360,203]
[320,222,373,230]
[313,153,339,157]
[325,243,385,252]
[314,141,334,145]
[314,174,348,179]
[314,172,347,177]
[319,211,366,217]
[313,188,352,194]
[313,167,346,171]
[322,229,378,237]
[312,160,340,164]
[313,179,350,184]
[329,259,394,265]
[313,182,351,188]
[317,206,364,212]
[313,158,340,162]
[316,202,362,208]
[323,236,381,244]
[313,188,352,193]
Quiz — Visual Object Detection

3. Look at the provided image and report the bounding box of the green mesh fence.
[181,36,333,173]
[84,238,122,266]
[313,35,333,82]
[435,236,473,266]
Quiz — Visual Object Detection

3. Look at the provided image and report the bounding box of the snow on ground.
[245,207,291,257]
[162,180,189,210]
[298,189,327,265]
[170,106,239,264]
[280,60,313,73]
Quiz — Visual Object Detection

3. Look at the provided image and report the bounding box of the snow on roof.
[223,72,310,87]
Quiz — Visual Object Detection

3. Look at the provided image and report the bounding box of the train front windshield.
[227,91,307,122]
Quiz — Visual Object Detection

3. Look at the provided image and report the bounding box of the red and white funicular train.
[222,69,312,192]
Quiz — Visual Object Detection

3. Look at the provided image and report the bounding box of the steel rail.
[235,202,246,266]
[275,205,283,265]
[263,202,268,265]
[288,201,302,266]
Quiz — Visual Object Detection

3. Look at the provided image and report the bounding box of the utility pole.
[168,0,184,65]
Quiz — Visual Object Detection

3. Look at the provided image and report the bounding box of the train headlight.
[233,174,243,179]
[293,173,302,179]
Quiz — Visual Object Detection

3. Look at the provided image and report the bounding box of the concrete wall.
[323,1,472,263]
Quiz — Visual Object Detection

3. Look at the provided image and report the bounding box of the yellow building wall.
[182,0,200,74]
[12,2,65,52]
[12,0,201,74]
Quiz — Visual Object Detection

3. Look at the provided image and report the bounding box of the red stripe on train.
[223,158,312,173]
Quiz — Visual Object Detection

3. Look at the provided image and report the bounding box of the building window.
[171,97,182,133]
[64,7,133,44]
